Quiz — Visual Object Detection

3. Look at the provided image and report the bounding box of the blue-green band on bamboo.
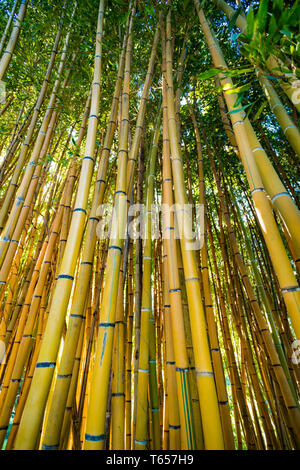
[42,444,58,450]
[85,433,105,442]
[176,367,189,372]
[36,362,56,368]
[109,245,122,252]
[73,208,87,214]
[135,439,147,445]
[83,156,95,162]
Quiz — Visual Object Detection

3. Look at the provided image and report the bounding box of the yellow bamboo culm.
[83,3,135,450]
[164,9,224,450]
[13,0,105,450]
[212,0,300,113]
[41,16,128,451]
[195,4,300,446]
[194,2,300,343]
[160,17,196,450]
[0,0,300,453]
[0,0,28,81]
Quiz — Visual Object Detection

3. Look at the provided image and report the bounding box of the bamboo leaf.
[198,68,221,80]
[256,0,269,33]
[225,83,251,95]
[268,15,278,38]
[233,92,245,108]
[246,7,255,38]
[228,103,252,114]
[280,29,292,39]
[272,0,284,12]
[228,7,242,33]
[225,67,254,77]
[253,100,267,120]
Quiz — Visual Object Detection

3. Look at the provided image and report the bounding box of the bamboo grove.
[0,0,299,451]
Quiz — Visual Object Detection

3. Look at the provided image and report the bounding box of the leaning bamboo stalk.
[0,37,73,287]
[0,0,18,57]
[211,0,300,113]
[4,289,47,450]
[0,23,63,231]
[197,2,300,259]
[255,69,300,156]
[0,0,28,81]
[0,203,63,448]
[195,5,300,346]
[0,96,90,448]
[206,120,300,444]
[0,26,71,271]
[226,184,299,403]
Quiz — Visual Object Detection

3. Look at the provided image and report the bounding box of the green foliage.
[238,0,300,78]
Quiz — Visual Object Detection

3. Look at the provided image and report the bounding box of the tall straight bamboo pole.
[13,0,105,450]
[41,23,127,451]
[160,21,196,450]
[83,3,134,450]
[162,248,181,449]
[164,10,224,450]
[188,103,235,450]
[134,115,160,450]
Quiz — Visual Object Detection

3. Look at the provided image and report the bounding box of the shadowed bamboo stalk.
[206,116,300,444]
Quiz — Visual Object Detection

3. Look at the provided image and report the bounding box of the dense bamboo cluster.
[0,0,299,451]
